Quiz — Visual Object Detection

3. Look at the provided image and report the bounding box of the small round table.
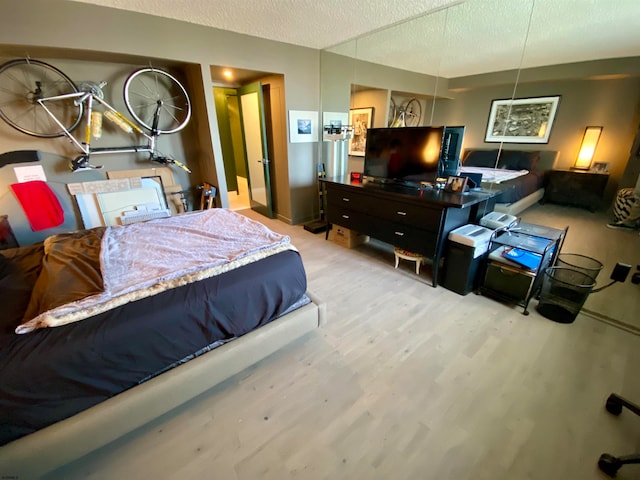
[394,247,426,275]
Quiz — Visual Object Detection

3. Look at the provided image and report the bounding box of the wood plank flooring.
[46,204,640,480]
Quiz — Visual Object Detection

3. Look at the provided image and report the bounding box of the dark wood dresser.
[321,177,499,287]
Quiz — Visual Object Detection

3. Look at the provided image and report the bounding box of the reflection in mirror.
[322,0,536,198]
[320,0,640,327]
[428,0,536,208]
[324,8,448,179]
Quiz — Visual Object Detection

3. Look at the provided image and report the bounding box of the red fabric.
[10,181,64,232]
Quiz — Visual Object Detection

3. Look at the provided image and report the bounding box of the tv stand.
[321,177,499,287]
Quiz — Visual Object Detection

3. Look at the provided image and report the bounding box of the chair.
[598,393,640,477]
[198,182,218,210]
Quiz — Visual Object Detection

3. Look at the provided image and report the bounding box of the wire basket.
[537,267,596,323]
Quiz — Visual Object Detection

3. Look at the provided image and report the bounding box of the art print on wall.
[288,110,318,143]
[485,96,560,144]
[349,107,374,156]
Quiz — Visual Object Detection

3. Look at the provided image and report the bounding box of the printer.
[479,211,518,230]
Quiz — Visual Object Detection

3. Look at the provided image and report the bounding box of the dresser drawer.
[375,200,443,231]
[371,218,438,256]
[326,185,373,212]
[326,206,372,233]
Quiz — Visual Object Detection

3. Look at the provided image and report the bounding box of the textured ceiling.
[67,0,640,78]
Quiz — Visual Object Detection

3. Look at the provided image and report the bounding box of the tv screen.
[363,126,445,183]
[438,126,466,178]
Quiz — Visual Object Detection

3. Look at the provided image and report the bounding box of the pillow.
[463,150,499,168]
[0,244,44,334]
[497,150,540,171]
[21,227,105,322]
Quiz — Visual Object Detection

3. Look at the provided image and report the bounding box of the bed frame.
[494,188,546,215]
[464,149,558,216]
[0,291,326,478]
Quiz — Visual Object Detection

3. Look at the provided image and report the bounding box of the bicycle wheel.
[388,97,397,127]
[403,98,422,127]
[124,67,191,135]
[0,58,83,138]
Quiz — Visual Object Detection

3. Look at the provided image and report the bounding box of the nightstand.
[542,169,609,212]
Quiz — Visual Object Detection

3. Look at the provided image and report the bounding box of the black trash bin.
[536,267,596,323]
[556,253,603,281]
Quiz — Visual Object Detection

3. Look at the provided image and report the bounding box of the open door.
[238,81,273,218]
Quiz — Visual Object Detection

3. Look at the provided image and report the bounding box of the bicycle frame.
[37,87,189,172]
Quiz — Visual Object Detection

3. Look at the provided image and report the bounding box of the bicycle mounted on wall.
[0,58,192,173]
[388,97,422,127]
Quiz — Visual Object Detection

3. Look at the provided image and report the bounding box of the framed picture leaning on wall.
[348,107,374,156]
[444,175,468,193]
[485,96,560,144]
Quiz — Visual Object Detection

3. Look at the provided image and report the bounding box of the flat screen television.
[438,125,466,178]
[363,126,445,184]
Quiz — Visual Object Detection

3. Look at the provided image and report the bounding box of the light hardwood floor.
[227,177,250,211]
[48,204,640,480]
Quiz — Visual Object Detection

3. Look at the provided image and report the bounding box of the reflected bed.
[461,149,558,215]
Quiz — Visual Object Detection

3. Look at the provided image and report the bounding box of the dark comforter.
[0,214,308,446]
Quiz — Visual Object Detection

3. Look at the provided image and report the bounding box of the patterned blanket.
[16,209,293,333]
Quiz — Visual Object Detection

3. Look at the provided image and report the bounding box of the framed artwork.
[348,107,374,156]
[444,175,468,193]
[288,110,318,143]
[591,162,609,173]
[485,96,560,144]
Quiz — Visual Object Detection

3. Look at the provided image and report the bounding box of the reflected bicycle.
[388,97,422,127]
[0,58,192,172]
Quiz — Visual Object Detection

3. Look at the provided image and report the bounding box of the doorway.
[213,88,249,211]
[211,68,285,218]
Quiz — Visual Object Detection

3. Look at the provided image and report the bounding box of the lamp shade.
[574,126,602,170]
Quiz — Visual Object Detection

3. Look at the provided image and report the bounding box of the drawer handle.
[341,214,350,219]
[342,197,350,202]
[394,231,405,236]
[396,211,407,216]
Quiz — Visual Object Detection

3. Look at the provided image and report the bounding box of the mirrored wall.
[319,0,640,326]
[321,0,639,191]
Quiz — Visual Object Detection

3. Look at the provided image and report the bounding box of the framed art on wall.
[349,107,374,156]
[288,110,318,143]
[485,96,560,144]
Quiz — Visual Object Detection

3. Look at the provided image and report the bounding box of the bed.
[460,149,557,215]
[0,209,326,477]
